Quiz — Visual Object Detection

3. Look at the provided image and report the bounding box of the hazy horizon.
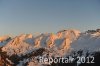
[0,0,100,35]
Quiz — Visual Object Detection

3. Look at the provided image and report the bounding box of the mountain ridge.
[0,29,100,66]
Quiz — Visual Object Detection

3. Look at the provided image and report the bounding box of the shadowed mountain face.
[0,29,100,66]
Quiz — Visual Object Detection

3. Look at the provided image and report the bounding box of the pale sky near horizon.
[0,0,100,35]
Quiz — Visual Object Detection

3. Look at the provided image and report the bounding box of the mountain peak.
[0,35,11,43]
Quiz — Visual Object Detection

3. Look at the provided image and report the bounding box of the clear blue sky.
[0,0,100,35]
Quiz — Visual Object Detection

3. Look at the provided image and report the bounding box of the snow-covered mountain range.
[0,29,100,66]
